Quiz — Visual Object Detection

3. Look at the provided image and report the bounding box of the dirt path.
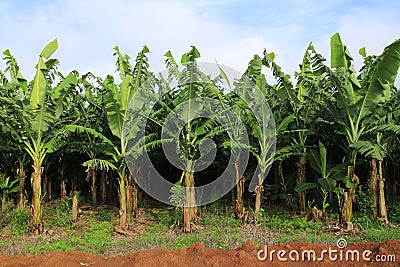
[0,240,399,267]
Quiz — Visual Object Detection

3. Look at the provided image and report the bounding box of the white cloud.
[0,0,398,87]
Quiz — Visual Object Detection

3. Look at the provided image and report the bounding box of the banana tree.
[234,53,297,216]
[163,47,235,231]
[0,173,23,212]
[1,40,78,233]
[295,141,347,214]
[67,46,153,231]
[104,45,153,229]
[261,45,330,213]
[351,133,389,223]
[0,49,31,210]
[25,40,78,234]
[328,33,400,227]
[69,73,115,206]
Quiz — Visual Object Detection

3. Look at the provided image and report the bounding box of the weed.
[98,209,114,222]
[44,200,72,227]
[10,208,29,235]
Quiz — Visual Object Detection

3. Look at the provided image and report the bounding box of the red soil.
[0,240,399,267]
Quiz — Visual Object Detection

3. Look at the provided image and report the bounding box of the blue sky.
[0,0,399,83]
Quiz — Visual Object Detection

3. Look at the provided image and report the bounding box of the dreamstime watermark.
[123,62,276,206]
[257,238,397,263]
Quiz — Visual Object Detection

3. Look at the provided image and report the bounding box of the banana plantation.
[1,32,400,236]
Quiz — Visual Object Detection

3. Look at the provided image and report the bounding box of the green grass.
[0,200,399,256]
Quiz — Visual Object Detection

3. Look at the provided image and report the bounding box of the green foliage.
[38,221,113,254]
[98,209,115,222]
[354,183,374,216]
[1,32,400,248]
[10,208,30,235]
[387,201,400,224]
[44,200,72,227]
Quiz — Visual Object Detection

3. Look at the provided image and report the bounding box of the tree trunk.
[138,186,144,202]
[370,158,378,218]
[72,195,78,223]
[70,173,77,197]
[43,174,49,202]
[1,189,6,213]
[30,166,44,235]
[378,160,388,223]
[17,168,26,209]
[90,168,97,206]
[234,161,245,219]
[118,175,128,230]
[125,171,139,220]
[47,177,52,201]
[126,182,132,218]
[60,178,67,201]
[132,179,139,218]
[342,165,358,230]
[254,171,264,214]
[100,171,107,205]
[297,156,307,213]
[183,171,195,232]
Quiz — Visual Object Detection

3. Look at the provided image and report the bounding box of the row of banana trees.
[0,33,399,234]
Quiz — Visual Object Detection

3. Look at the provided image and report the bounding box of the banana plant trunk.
[297,156,307,213]
[100,171,107,205]
[234,160,245,219]
[1,190,6,213]
[118,174,128,230]
[60,178,67,200]
[342,165,358,229]
[254,170,264,214]
[370,158,378,218]
[47,177,52,201]
[17,168,26,209]
[132,180,139,217]
[72,195,78,223]
[69,174,75,197]
[1,172,7,213]
[378,160,388,223]
[183,170,196,232]
[43,174,48,202]
[88,167,97,206]
[30,166,44,235]
[126,171,139,219]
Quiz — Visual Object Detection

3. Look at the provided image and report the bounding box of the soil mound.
[0,240,399,266]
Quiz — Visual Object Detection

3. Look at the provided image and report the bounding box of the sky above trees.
[0,0,399,85]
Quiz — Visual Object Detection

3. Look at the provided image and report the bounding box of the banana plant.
[327,33,400,226]
[261,44,331,213]
[295,141,347,213]
[1,41,79,234]
[232,53,296,216]
[27,41,79,234]
[159,47,234,232]
[0,173,23,213]
[351,133,389,223]
[67,45,153,231]
[0,49,31,210]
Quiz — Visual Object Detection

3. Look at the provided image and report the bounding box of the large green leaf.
[317,178,336,192]
[53,72,78,118]
[330,33,360,107]
[120,74,133,111]
[103,75,124,139]
[181,46,200,65]
[40,39,58,59]
[294,182,317,193]
[358,39,400,120]
[65,124,116,152]
[30,57,47,110]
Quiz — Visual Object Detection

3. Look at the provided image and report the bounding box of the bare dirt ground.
[0,240,399,267]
